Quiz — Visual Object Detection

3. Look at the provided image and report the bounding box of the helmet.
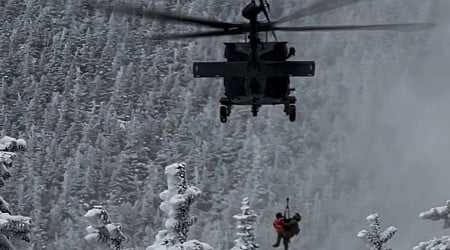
[293,213,301,221]
[276,212,283,218]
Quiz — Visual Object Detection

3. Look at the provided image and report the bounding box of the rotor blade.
[96,3,243,30]
[275,0,367,24]
[151,29,245,40]
[259,0,271,22]
[268,23,436,32]
[259,0,277,40]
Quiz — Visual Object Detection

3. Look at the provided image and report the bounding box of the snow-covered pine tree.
[357,213,397,250]
[84,205,127,250]
[414,201,450,250]
[230,197,259,250]
[147,162,213,250]
[0,136,31,249]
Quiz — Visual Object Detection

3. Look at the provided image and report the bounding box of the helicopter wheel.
[288,105,296,122]
[220,106,227,123]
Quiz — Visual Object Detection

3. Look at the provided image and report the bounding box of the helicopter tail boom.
[193,61,315,78]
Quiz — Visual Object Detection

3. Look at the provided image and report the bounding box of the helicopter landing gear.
[284,104,296,122]
[220,105,231,123]
[220,106,227,123]
[288,105,296,122]
[251,104,259,117]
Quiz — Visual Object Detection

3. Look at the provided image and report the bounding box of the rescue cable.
[284,197,290,218]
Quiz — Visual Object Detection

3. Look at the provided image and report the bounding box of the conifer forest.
[0,0,449,249]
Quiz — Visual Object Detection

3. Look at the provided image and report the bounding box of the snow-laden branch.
[414,201,450,250]
[231,197,259,250]
[0,152,15,167]
[357,213,397,250]
[0,136,21,189]
[0,155,13,188]
[0,136,24,187]
[0,213,31,243]
[414,236,450,250]
[0,136,31,249]
[419,201,450,229]
[0,136,26,152]
[84,205,126,250]
[147,162,213,250]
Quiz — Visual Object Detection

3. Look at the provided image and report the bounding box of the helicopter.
[97,0,434,123]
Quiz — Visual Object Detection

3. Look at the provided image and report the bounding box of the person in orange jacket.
[272,212,285,247]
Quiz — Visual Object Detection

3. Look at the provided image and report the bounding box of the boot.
[273,235,282,247]
[272,238,281,247]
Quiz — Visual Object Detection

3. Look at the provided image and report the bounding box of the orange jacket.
[273,217,284,230]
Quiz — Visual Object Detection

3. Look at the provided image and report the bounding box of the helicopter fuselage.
[193,41,315,122]
[223,41,294,106]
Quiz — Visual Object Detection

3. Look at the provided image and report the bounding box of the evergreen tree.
[147,162,213,250]
[84,205,127,250]
[357,213,397,250]
[231,197,259,250]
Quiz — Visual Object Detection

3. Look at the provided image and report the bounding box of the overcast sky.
[332,1,450,248]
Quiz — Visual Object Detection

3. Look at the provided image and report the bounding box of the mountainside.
[0,0,447,249]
